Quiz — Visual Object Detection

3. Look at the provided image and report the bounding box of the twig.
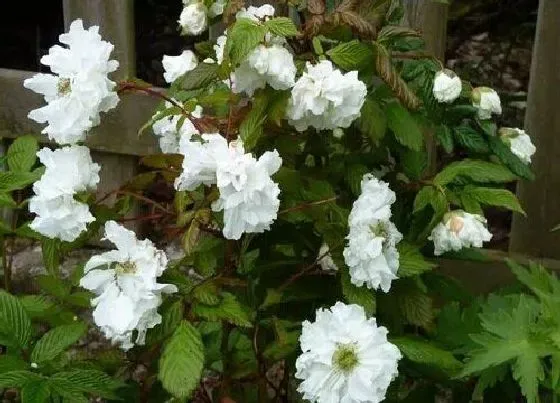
[117,190,173,214]
[278,196,338,215]
[118,213,165,223]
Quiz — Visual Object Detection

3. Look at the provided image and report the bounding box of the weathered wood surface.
[403,0,448,60]
[509,0,560,258]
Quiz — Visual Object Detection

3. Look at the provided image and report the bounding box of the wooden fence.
[0,0,559,292]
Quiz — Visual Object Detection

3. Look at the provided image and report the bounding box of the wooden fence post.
[403,1,448,60]
[62,0,141,223]
[509,0,560,258]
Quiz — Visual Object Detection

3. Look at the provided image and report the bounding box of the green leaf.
[159,321,204,399]
[49,370,123,400]
[341,268,375,315]
[31,323,87,364]
[512,351,544,403]
[453,125,489,153]
[385,102,424,151]
[226,19,267,65]
[461,186,525,215]
[401,148,427,181]
[264,17,298,37]
[21,380,50,403]
[358,98,387,145]
[7,136,38,172]
[239,93,268,150]
[0,371,43,388]
[193,293,253,327]
[326,40,373,71]
[36,275,70,299]
[0,355,27,373]
[0,290,32,349]
[433,160,517,186]
[488,136,535,180]
[435,124,454,153]
[0,192,16,208]
[398,242,436,277]
[413,186,437,213]
[41,238,60,275]
[181,63,219,90]
[0,169,44,192]
[239,249,260,274]
[392,336,463,376]
[345,164,369,196]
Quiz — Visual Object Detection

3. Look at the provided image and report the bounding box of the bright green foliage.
[31,323,87,364]
[7,135,38,173]
[0,290,32,349]
[159,321,204,399]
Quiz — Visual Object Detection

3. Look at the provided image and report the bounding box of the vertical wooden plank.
[403,1,448,60]
[509,0,560,258]
[62,0,140,227]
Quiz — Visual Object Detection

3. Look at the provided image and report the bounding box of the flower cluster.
[152,101,202,154]
[343,175,402,292]
[295,302,401,403]
[429,211,493,256]
[80,221,177,350]
[179,0,226,36]
[30,146,100,241]
[24,19,119,145]
[433,69,462,103]
[175,135,282,240]
[287,60,367,132]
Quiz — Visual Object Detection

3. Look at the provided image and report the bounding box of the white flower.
[343,175,402,292]
[318,243,338,272]
[212,141,282,240]
[499,127,536,164]
[23,19,119,145]
[179,2,208,36]
[152,102,201,154]
[209,0,227,17]
[29,195,95,242]
[236,4,275,21]
[429,211,493,256]
[30,363,38,369]
[214,34,228,65]
[174,133,230,191]
[80,221,177,350]
[287,60,367,132]
[32,146,100,199]
[233,44,296,96]
[296,302,401,403]
[433,69,462,103]
[472,87,502,120]
[162,50,198,84]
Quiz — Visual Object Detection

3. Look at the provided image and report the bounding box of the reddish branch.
[278,196,338,215]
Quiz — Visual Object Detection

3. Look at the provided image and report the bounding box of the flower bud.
[179,1,208,36]
[471,87,502,120]
[433,69,462,103]
[499,127,536,164]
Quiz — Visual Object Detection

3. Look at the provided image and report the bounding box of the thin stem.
[118,213,165,223]
[116,190,173,214]
[278,196,338,215]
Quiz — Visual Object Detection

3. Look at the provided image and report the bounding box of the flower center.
[115,261,137,275]
[332,343,359,373]
[449,216,464,234]
[370,221,389,240]
[57,78,72,96]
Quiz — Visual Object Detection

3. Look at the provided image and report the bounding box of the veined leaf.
[0,371,43,388]
[433,160,517,186]
[49,370,123,400]
[193,293,253,327]
[488,136,535,180]
[21,380,50,403]
[385,101,424,151]
[0,355,27,373]
[461,186,525,215]
[41,238,60,275]
[7,135,38,173]
[358,98,387,145]
[31,323,87,364]
[398,242,436,277]
[181,63,219,90]
[327,40,373,71]
[264,17,298,37]
[341,268,375,315]
[392,336,462,376]
[435,124,453,154]
[159,321,204,399]
[0,290,32,349]
[225,19,267,65]
[453,125,489,153]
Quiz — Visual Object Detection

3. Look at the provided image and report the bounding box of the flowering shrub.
[0,0,552,402]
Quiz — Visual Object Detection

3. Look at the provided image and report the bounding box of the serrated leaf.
[392,336,462,376]
[385,102,424,151]
[413,186,437,213]
[345,164,370,196]
[181,63,219,90]
[41,238,60,275]
[435,124,454,153]
[159,321,204,399]
[0,169,44,192]
[264,17,298,37]
[454,125,489,153]
[512,351,544,403]
[226,19,267,65]
[433,160,517,186]
[7,135,38,173]
[327,40,373,71]
[239,93,268,150]
[21,380,50,403]
[50,370,123,400]
[36,275,70,299]
[341,268,375,315]
[488,136,535,180]
[0,371,43,388]
[358,98,387,145]
[193,293,253,327]
[398,242,436,277]
[192,281,220,305]
[461,186,525,215]
[0,290,32,349]
[0,192,16,208]
[31,323,87,364]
